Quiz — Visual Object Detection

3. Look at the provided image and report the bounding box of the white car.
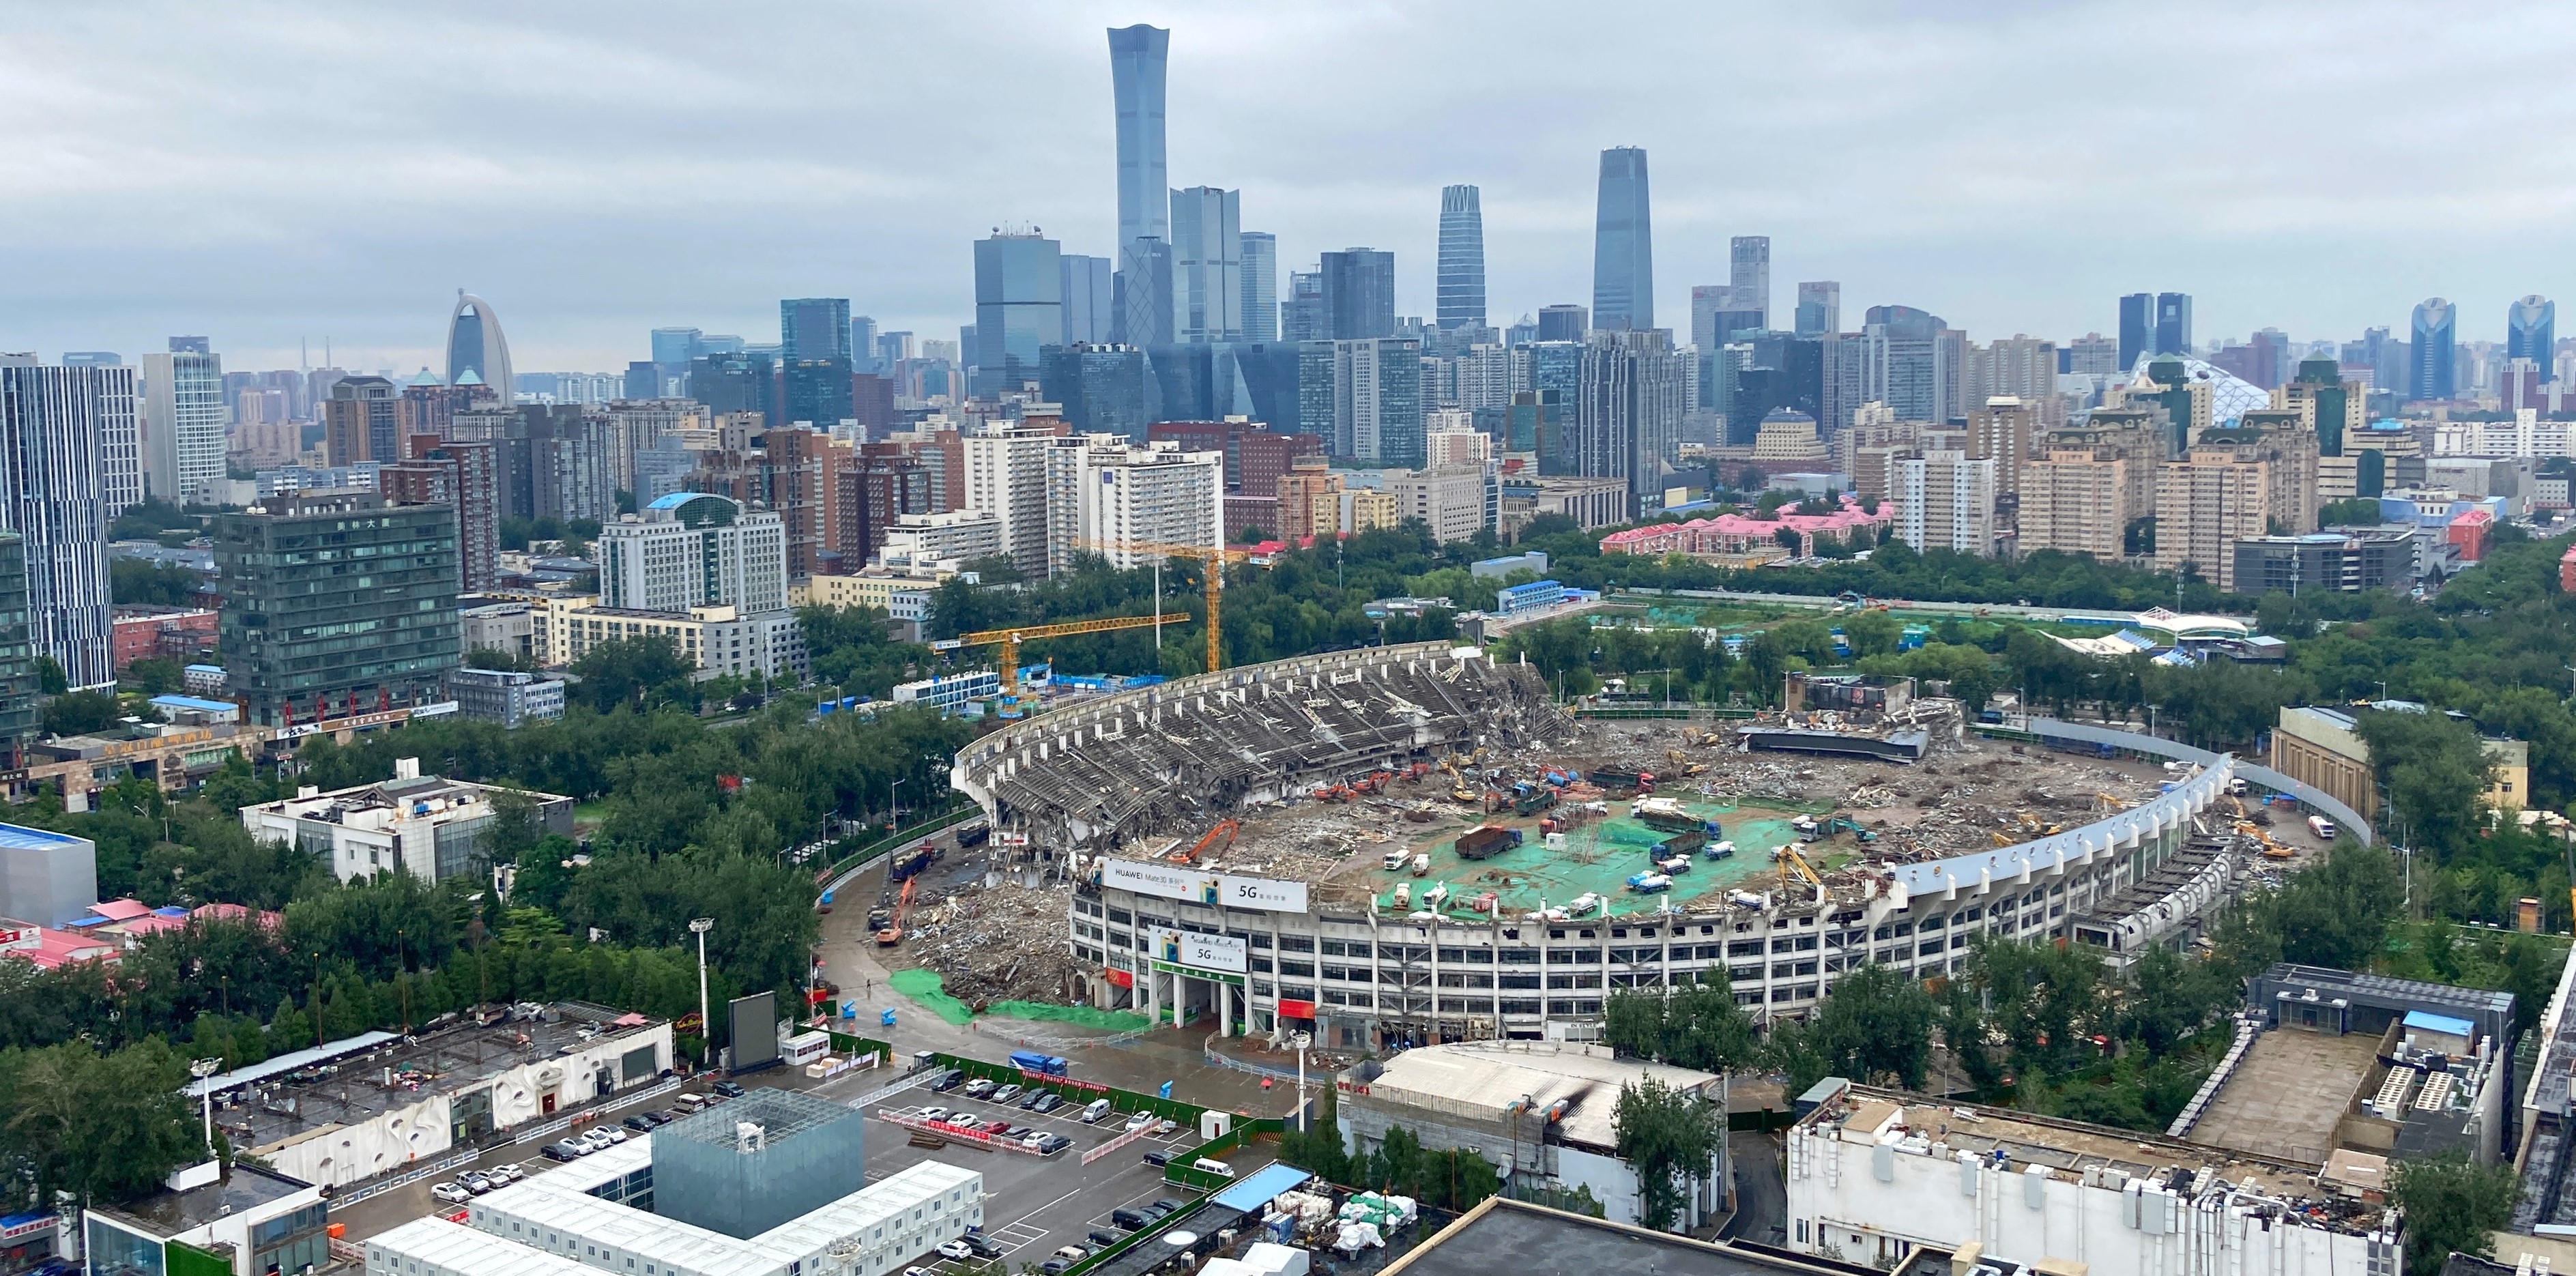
[1123,1112,1154,1132]
[430,1183,471,1204]
[601,1127,630,1144]
[936,1241,975,1261]
[580,1129,615,1151]
[919,1105,949,1124]
[490,1163,525,1183]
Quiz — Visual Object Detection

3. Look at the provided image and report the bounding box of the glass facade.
[83,1219,162,1276]
[1590,147,1653,331]
[212,494,462,727]
[1436,185,1485,330]
[975,234,1065,396]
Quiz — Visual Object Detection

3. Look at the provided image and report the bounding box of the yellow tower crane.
[934,613,1183,717]
[1075,538,1257,675]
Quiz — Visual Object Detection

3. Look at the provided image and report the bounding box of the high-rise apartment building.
[2410,298,2457,403]
[445,291,514,405]
[1320,248,1396,341]
[781,298,853,363]
[1967,397,2036,498]
[2019,448,2137,560]
[1591,147,1654,331]
[215,491,460,727]
[325,375,401,466]
[1575,329,1689,508]
[2066,333,2121,377]
[1436,185,1486,330]
[1969,337,2061,428]
[140,338,227,506]
[1728,236,1770,330]
[597,493,788,614]
[380,434,500,594]
[1894,451,1996,555]
[1302,338,1425,468]
[1170,187,1241,344]
[1862,306,1960,424]
[2155,293,2193,358]
[973,231,1064,395]
[1042,435,1222,576]
[1237,233,1279,343]
[850,316,880,373]
[965,422,1065,577]
[2117,293,2153,371]
[1536,305,1589,343]
[1110,25,1172,351]
[0,533,38,764]
[2510,296,2556,383]
[1795,282,1841,337]
[0,359,124,686]
[2277,359,2365,457]
[2154,448,2275,590]
[750,427,853,577]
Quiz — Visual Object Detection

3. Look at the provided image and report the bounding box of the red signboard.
[1104,968,1134,989]
[1277,998,1316,1019]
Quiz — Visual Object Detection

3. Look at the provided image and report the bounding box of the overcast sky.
[5,0,2573,374]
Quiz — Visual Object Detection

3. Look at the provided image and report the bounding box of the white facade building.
[1389,464,1496,543]
[141,345,231,506]
[964,424,1059,577]
[877,510,1004,572]
[1786,1080,2401,1276]
[239,759,573,883]
[2431,409,2576,459]
[597,492,788,615]
[1042,435,1221,576]
[1895,450,1997,555]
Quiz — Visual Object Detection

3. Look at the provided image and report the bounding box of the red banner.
[1105,968,1134,989]
[1277,998,1316,1019]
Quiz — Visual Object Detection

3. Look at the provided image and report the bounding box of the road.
[1723,1129,1785,1247]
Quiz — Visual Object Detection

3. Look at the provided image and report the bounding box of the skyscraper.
[2411,298,2457,402]
[973,231,1065,395]
[2155,293,2192,358]
[1729,236,1770,330]
[1239,232,1279,343]
[1537,305,1589,343]
[1060,256,1115,345]
[1110,25,1172,355]
[1795,282,1841,337]
[2117,293,2153,371]
[2510,295,2556,383]
[324,375,400,465]
[1436,185,1486,330]
[1861,306,1956,423]
[0,359,128,686]
[1170,186,1242,344]
[140,336,227,506]
[1282,270,1327,343]
[445,291,514,405]
[1041,343,1149,439]
[1591,147,1653,332]
[850,315,880,373]
[781,298,853,362]
[1575,330,1688,507]
[216,491,459,726]
[1320,248,1397,341]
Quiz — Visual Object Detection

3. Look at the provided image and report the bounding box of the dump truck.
[1511,783,1559,817]
[1456,825,1521,860]
[1652,830,1708,859]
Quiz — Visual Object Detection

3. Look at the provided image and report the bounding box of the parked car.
[1087,1230,1119,1248]
[712,1081,746,1098]
[919,1105,950,1124]
[990,1083,1022,1104]
[543,1140,585,1161]
[1030,1093,1065,1114]
[579,1129,614,1151]
[1031,1133,1069,1154]
[1151,1118,1177,1137]
[490,1163,524,1183]
[623,1115,657,1133]
[1019,1089,1047,1110]
[981,1118,1013,1134]
[1040,1262,1071,1275]
[962,1077,996,1099]
[1053,1246,1089,1261]
[1004,1125,1033,1140]
[1110,1208,1150,1230]
[1142,1150,1171,1167]
[430,1183,471,1204]
[963,1236,1003,1259]
[930,1069,966,1092]
[600,1126,630,1144]
[1151,1199,1182,1215]
[1080,1099,1113,1123]
[459,1172,492,1194]
[936,1241,975,1261]
[1123,1112,1154,1132]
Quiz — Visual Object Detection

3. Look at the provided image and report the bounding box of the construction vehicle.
[1589,768,1652,794]
[1173,819,1238,865]
[935,611,1183,718]
[2235,820,2296,860]
[1511,783,1559,817]
[875,877,916,946]
[1773,843,1824,890]
[1456,825,1521,860]
[1990,831,2015,847]
[1075,537,1260,676]
[1820,815,1877,842]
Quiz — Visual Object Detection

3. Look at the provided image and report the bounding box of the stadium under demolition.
[938,641,2278,1049]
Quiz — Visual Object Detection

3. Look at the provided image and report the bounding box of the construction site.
[899,643,2318,1047]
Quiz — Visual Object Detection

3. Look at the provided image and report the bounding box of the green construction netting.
[888,968,976,1025]
[886,969,1153,1032]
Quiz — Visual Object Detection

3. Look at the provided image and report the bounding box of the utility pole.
[1293,1030,1312,1131]
[691,918,716,1069]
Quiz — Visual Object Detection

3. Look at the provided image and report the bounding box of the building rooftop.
[1351,1041,1721,1154]
[368,1218,592,1276]
[241,769,568,840]
[0,822,84,853]
[1382,1198,1943,1276]
[91,1163,314,1238]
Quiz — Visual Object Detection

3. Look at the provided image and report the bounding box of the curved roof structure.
[446,290,514,407]
[2130,353,2268,426]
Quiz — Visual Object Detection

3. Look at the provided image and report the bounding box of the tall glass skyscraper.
[446,291,514,405]
[1170,186,1241,343]
[1591,147,1653,332]
[781,298,852,362]
[1110,25,1172,348]
[141,337,226,506]
[1061,256,1115,345]
[0,358,124,687]
[1795,282,1840,336]
[2155,292,2192,357]
[1728,235,1769,330]
[1239,232,1278,343]
[1436,185,1486,330]
[974,231,1065,395]
[2117,293,2153,370]
[1320,248,1396,341]
[2411,298,2457,402]
[2510,295,2556,382]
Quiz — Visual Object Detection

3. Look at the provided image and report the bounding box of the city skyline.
[7,1,2576,370]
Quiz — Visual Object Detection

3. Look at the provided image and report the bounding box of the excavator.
[1662,749,1709,777]
[2233,819,2296,860]
[1441,758,1478,804]
[874,877,915,946]
[1774,842,1825,890]
[1172,819,1239,865]
[2096,792,2132,812]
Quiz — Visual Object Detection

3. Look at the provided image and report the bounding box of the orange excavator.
[1172,819,1239,864]
[874,877,915,946]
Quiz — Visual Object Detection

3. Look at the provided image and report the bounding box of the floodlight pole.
[691,917,716,1069]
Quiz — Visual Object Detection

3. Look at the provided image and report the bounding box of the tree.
[34,656,65,696]
[111,558,205,607]
[1604,970,1756,1073]
[2214,841,2404,976]
[1612,1077,1720,1232]
[2318,497,2385,527]
[2388,1152,2517,1276]
[42,690,120,737]
[0,1037,201,1208]
[1776,962,1937,1090]
[568,636,697,713]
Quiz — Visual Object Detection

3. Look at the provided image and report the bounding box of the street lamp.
[1291,1031,1312,1132]
[690,918,716,1069]
[188,1058,224,1156]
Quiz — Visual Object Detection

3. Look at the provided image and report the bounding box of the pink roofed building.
[1600,497,1896,559]
[0,920,121,970]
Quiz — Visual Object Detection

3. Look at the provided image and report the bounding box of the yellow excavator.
[1777,843,1824,889]
[1442,758,1478,804]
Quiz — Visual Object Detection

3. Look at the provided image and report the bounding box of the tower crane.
[934,612,1183,717]
[1074,538,1257,674]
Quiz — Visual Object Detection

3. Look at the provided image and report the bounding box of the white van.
[1192,1157,1236,1179]
[1081,1098,1114,1124]
[671,1093,709,1114]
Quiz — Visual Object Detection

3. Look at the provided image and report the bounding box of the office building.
[2510,296,2555,381]
[2233,532,2415,597]
[1041,435,1221,575]
[1894,450,1995,555]
[877,509,1003,571]
[779,298,851,364]
[139,338,227,506]
[2117,292,2154,370]
[2409,298,2459,403]
[442,665,566,728]
[1590,147,1653,331]
[2156,291,2193,358]
[2154,448,2277,591]
[835,445,934,570]
[1040,343,1148,439]
[779,356,852,430]
[1690,286,1763,362]
[1795,281,1840,336]
[1536,304,1589,343]
[686,349,775,422]
[1728,235,1770,330]
[1061,255,1114,345]
[0,360,125,686]
[1320,248,1396,340]
[964,423,1062,576]
[2278,358,2365,456]
[598,493,788,615]
[242,762,570,882]
[1306,338,1425,467]
[1575,329,1690,508]
[214,491,461,727]
[323,375,401,465]
[1168,186,1241,344]
[1238,232,1279,343]
[379,435,499,594]
[0,535,35,764]
[1436,185,1486,330]
[1862,306,1960,424]
[2066,332,2120,377]
[1281,268,1327,343]
[85,1164,332,1276]
[972,230,1063,394]
[1110,24,1172,349]
[848,315,879,372]
[445,291,514,405]
[1390,464,1496,543]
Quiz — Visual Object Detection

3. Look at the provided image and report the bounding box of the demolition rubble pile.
[898,880,1084,1008]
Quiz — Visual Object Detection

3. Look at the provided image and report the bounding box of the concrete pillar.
[1219,981,1233,1037]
